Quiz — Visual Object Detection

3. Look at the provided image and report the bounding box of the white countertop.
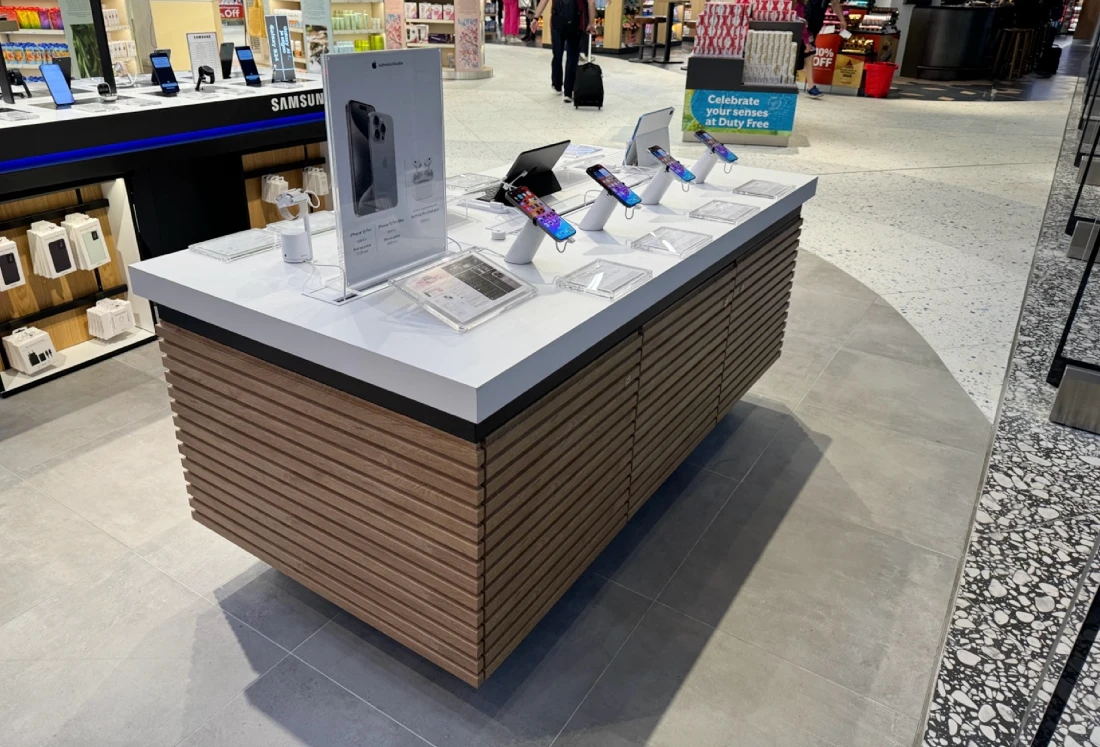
[130,157,816,424]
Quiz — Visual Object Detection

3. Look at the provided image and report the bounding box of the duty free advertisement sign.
[682,89,797,138]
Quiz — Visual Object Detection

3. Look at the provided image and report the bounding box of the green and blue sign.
[682,89,797,137]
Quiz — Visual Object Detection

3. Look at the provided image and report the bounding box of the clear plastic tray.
[731,179,794,199]
[266,210,337,236]
[0,109,38,121]
[556,260,652,300]
[189,229,277,261]
[446,173,500,196]
[630,226,713,258]
[389,251,537,332]
[689,199,760,226]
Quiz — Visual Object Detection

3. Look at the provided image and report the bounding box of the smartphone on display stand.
[219,42,235,79]
[586,164,642,208]
[505,185,577,242]
[647,145,696,183]
[235,47,262,86]
[693,130,737,163]
[38,63,75,107]
[150,52,179,95]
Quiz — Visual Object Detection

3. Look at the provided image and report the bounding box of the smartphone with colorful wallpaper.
[693,130,738,163]
[585,165,642,208]
[647,145,696,182]
[505,185,577,242]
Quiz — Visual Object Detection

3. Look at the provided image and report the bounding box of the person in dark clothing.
[533,0,596,103]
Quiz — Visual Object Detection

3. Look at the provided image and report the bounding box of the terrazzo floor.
[440,44,1078,420]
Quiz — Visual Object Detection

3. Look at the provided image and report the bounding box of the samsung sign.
[271,92,325,112]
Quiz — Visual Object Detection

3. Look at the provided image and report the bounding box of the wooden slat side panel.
[160,334,481,502]
[640,305,733,387]
[187,473,483,641]
[158,322,483,470]
[164,352,482,514]
[171,401,482,559]
[176,432,482,584]
[191,509,482,686]
[167,376,483,544]
[485,352,641,483]
[182,460,481,620]
[721,319,788,399]
[485,332,642,457]
[642,265,734,344]
[633,374,722,489]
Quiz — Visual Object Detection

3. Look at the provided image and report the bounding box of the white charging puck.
[491,230,507,241]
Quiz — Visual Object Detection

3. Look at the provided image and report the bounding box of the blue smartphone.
[235,47,262,86]
[586,165,642,208]
[694,130,738,163]
[648,146,695,182]
[150,53,179,95]
[39,63,75,106]
[505,185,577,242]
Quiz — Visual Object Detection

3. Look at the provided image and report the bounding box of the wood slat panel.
[168,379,483,548]
[161,330,481,500]
[183,460,480,622]
[191,507,483,686]
[159,323,483,470]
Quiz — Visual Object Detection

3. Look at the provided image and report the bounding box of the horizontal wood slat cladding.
[160,209,802,687]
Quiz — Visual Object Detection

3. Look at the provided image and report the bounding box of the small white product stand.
[690,150,720,184]
[578,190,620,231]
[641,168,675,205]
[504,220,547,265]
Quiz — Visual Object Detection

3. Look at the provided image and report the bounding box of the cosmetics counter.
[128,136,817,685]
[0,71,326,394]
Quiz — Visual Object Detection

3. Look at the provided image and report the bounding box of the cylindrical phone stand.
[579,190,619,231]
[690,151,720,184]
[504,220,546,264]
[641,168,674,205]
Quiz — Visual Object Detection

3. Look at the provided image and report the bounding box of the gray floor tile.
[785,285,874,343]
[113,340,166,380]
[801,348,992,453]
[137,520,340,651]
[749,331,841,408]
[553,603,917,747]
[0,555,285,747]
[844,300,947,370]
[0,467,127,625]
[658,500,958,718]
[793,251,880,303]
[0,361,169,471]
[177,656,426,747]
[738,405,983,558]
[686,393,792,481]
[294,573,650,747]
[19,433,190,548]
[590,462,738,599]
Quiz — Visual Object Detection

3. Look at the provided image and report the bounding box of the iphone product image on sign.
[346,101,377,216]
[586,165,642,208]
[367,111,399,211]
[505,185,577,242]
[39,63,74,106]
[647,146,695,182]
[149,53,179,95]
[693,130,737,163]
[235,47,262,86]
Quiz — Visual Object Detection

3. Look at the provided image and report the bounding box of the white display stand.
[641,168,675,205]
[690,151,720,184]
[578,190,620,231]
[504,221,547,265]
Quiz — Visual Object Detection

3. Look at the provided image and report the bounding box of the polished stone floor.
[0,42,1070,747]
[442,44,1077,420]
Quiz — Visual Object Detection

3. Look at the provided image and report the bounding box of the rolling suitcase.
[574,34,604,109]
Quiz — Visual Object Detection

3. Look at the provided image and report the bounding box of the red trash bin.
[864,62,898,98]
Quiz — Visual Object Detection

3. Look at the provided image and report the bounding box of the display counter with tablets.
[130,155,817,686]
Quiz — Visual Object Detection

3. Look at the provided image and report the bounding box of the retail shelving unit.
[0,1,69,82]
[328,0,386,56]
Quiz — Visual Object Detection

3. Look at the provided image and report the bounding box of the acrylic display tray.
[731,179,794,199]
[630,226,713,258]
[555,260,652,300]
[189,229,277,262]
[689,199,760,226]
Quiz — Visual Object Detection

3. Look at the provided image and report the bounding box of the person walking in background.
[793,0,846,99]
[534,0,597,103]
[504,0,521,43]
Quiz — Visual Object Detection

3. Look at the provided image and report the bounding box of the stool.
[633,16,664,62]
[995,28,1035,80]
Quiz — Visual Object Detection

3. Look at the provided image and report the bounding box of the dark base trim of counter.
[158,209,801,443]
